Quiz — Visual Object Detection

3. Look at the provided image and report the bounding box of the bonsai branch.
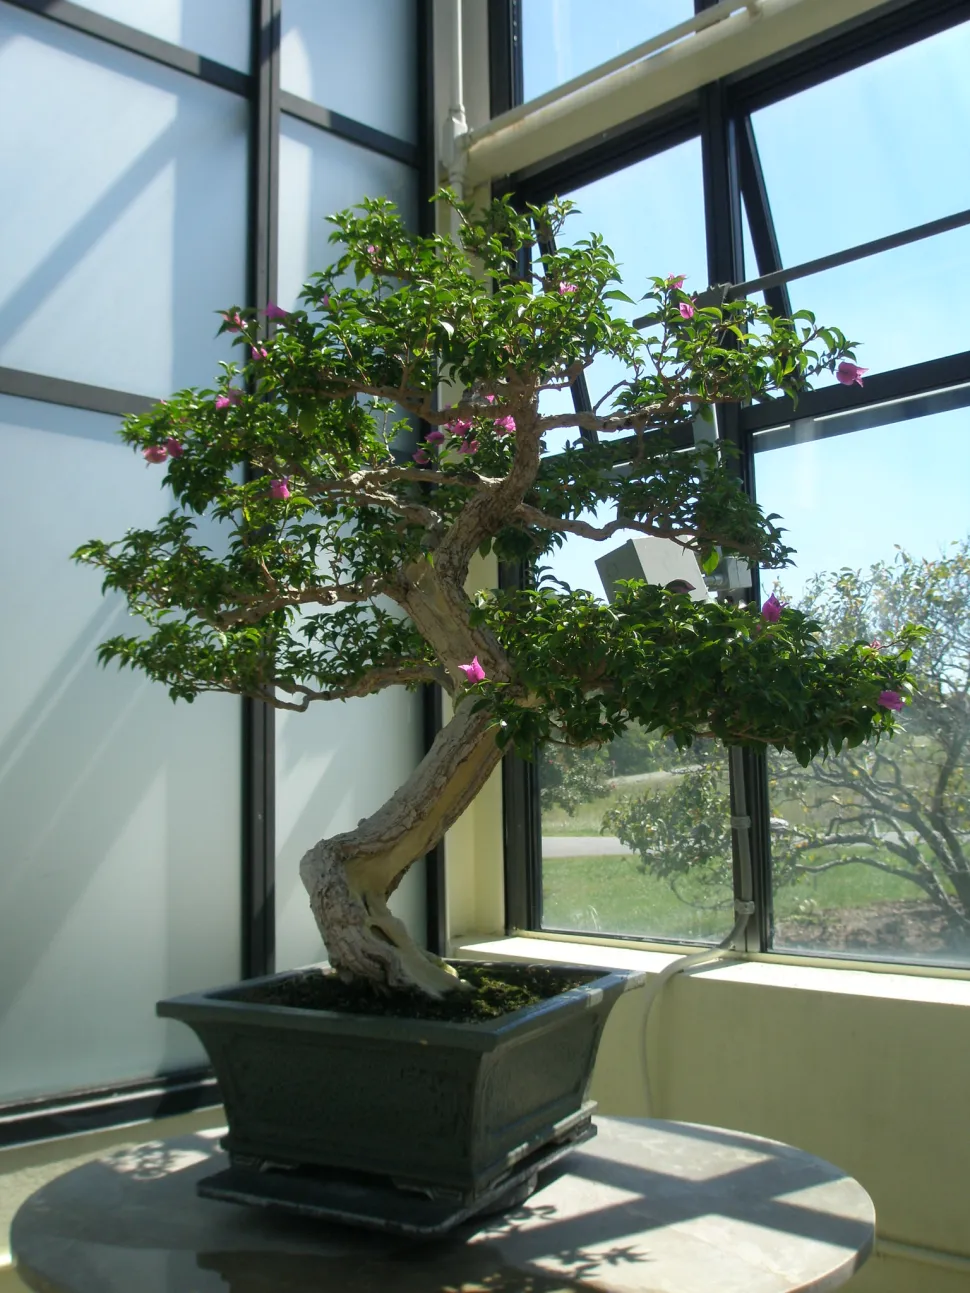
[210,575,389,627]
[273,663,449,711]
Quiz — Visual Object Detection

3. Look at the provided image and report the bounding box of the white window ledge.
[455,934,970,1008]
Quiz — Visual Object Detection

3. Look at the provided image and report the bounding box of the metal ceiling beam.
[463,0,900,186]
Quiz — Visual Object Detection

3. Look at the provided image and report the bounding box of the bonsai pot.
[158,960,644,1204]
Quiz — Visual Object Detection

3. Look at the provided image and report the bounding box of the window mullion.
[699,78,772,953]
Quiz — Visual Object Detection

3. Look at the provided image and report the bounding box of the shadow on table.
[196,1241,649,1292]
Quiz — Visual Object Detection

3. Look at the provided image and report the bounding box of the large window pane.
[522,0,694,104]
[0,396,241,1103]
[281,0,418,143]
[755,409,970,966]
[538,526,735,944]
[69,0,252,72]
[750,21,970,263]
[274,116,424,970]
[0,6,249,396]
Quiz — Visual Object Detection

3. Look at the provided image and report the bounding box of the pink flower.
[143,445,167,463]
[667,275,685,289]
[215,389,242,410]
[445,418,473,436]
[679,300,695,320]
[869,640,882,652]
[425,429,445,444]
[836,361,868,386]
[322,293,331,309]
[412,448,431,465]
[493,415,516,435]
[221,310,245,331]
[263,301,289,321]
[878,689,904,711]
[459,657,486,683]
[457,439,479,455]
[251,345,268,361]
[761,593,783,623]
[269,478,291,501]
[485,394,496,404]
[164,438,184,459]
[558,282,577,295]
[366,244,376,254]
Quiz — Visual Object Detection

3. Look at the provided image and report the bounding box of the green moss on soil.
[233,962,597,1022]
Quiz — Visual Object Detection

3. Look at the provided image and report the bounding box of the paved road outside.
[542,836,635,859]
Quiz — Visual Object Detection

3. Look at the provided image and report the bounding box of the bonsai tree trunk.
[299,698,503,996]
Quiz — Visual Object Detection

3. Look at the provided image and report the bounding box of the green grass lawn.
[541,852,734,942]
[540,847,931,945]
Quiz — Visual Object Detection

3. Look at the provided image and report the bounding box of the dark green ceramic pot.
[158,960,643,1201]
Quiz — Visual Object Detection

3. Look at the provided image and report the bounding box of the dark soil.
[775,899,970,961]
[231,962,597,1023]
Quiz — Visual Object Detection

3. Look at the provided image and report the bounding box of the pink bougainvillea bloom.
[457,439,479,455]
[558,282,578,295]
[425,429,445,444]
[761,593,783,623]
[836,360,868,386]
[215,389,242,410]
[878,689,904,711]
[221,311,244,331]
[666,274,685,288]
[412,448,431,465]
[679,300,695,320]
[493,415,516,435]
[164,438,184,459]
[869,639,882,652]
[445,418,473,436]
[143,444,168,463]
[269,477,291,501]
[458,657,486,683]
[322,293,331,309]
[251,345,268,361]
[366,244,377,255]
[263,301,289,321]
[485,394,496,404]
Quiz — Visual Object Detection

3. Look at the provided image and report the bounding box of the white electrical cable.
[640,745,757,1116]
[638,897,754,1116]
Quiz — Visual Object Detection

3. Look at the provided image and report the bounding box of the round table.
[11,1116,874,1292]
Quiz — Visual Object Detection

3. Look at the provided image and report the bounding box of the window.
[513,3,970,968]
[756,406,970,965]
[0,0,429,1120]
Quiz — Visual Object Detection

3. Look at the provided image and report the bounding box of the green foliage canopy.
[74,191,914,767]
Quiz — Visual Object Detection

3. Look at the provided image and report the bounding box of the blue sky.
[521,5,970,602]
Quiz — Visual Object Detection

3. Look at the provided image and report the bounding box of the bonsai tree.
[74,192,917,998]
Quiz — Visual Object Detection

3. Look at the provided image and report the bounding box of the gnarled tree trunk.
[299,697,504,996]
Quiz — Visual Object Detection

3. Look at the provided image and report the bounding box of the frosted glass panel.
[0,6,248,396]
[275,694,425,971]
[72,0,252,73]
[278,116,418,310]
[0,396,241,1104]
[281,0,417,143]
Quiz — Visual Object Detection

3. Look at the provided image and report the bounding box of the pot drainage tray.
[197,1116,595,1237]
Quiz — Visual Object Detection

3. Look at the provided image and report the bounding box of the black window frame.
[498,0,970,958]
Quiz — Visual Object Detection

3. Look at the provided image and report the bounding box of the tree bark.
[299,696,504,996]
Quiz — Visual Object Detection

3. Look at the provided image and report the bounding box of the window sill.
[454,933,970,1007]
